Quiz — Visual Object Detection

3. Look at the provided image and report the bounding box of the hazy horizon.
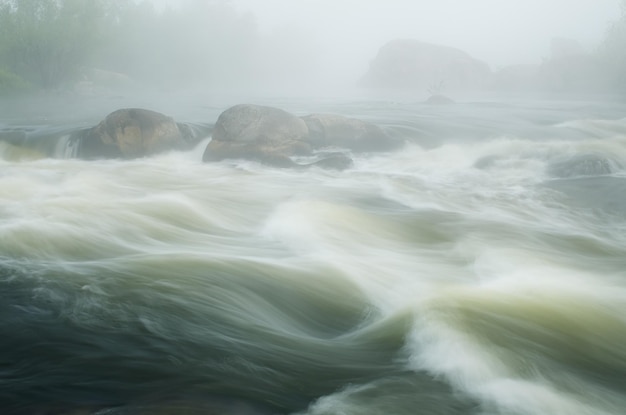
[2,0,623,97]
[231,0,620,68]
[144,0,623,93]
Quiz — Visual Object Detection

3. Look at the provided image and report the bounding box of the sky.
[229,0,620,69]
[149,0,623,92]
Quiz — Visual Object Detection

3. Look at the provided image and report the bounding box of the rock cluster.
[203,104,400,169]
[69,104,400,170]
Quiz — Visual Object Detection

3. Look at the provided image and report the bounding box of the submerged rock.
[424,94,455,105]
[0,129,27,144]
[202,104,310,167]
[0,129,46,161]
[548,153,618,178]
[75,108,189,159]
[306,153,354,170]
[293,152,354,170]
[0,141,46,161]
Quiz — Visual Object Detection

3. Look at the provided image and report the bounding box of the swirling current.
[1,95,626,415]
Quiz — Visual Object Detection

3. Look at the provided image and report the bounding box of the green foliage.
[0,0,113,89]
[95,0,259,88]
[0,0,260,91]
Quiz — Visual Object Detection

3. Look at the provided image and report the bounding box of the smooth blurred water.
[1,94,626,415]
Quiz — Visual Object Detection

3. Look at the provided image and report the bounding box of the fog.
[232,0,618,67]
[231,0,620,90]
[1,0,624,98]
[147,0,622,96]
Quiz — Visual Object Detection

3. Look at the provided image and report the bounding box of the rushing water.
[1,94,626,415]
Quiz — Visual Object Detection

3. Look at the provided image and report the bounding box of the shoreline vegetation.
[1,0,625,98]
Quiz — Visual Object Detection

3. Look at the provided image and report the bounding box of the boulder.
[301,113,400,152]
[76,108,188,159]
[202,104,310,167]
[361,39,491,92]
[547,154,617,178]
[202,104,400,168]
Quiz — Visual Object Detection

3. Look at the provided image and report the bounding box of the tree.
[0,0,262,92]
[0,0,112,89]
[95,0,260,89]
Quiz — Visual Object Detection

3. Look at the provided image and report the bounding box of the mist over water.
[3,0,612,98]
[230,0,620,90]
[2,93,626,415]
[2,0,626,414]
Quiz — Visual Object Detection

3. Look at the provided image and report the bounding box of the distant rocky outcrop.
[361,39,492,92]
[361,37,613,94]
[202,104,399,169]
[74,108,195,159]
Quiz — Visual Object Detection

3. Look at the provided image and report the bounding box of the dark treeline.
[1,0,626,96]
[0,0,268,94]
[0,0,106,92]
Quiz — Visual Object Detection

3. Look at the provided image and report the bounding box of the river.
[1,93,626,415]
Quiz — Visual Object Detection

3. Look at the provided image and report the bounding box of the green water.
[1,95,626,415]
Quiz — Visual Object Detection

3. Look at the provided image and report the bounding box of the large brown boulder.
[76,108,188,159]
[202,104,311,167]
[301,113,400,152]
[361,39,491,92]
[202,104,401,169]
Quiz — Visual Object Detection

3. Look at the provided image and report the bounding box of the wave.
[1,98,626,414]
